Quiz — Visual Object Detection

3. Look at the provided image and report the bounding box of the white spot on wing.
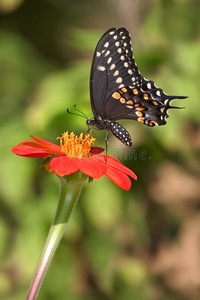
[164,99,169,105]
[147,82,151,89]
[160,107,165,113]
[97,65,106,71]
[107,57,112,64]
[156,90,161,96]
[105,50,110,57]
[114,70,119,76]
[116,77,122,83]
[110,64,116,70]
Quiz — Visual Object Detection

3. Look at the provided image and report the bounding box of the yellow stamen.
[58,132,95,159]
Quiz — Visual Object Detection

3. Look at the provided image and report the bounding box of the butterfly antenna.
[73,105,88,119]
[67,105,88,120]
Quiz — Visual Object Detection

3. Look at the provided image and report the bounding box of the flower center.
[58,132,95,158]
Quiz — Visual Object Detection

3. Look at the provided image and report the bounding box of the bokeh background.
[0,0,200,299]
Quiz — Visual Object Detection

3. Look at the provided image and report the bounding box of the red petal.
[11,136,62,158]
[105,167,132,190]
[50,156,107,179]
[90,147,105,155]
[94,155,137,180]
[30,135,60,150]
[79,158,106,179]
[11,143,53,157]
[50,157,79,176]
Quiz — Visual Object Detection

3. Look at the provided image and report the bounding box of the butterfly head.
[86,117,101,131]
[86,116,112,131]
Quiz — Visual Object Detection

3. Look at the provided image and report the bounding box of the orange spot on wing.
[136,111,143,117]
[143,93,148,100]
[120,97,126,103]
[149,120,158,127]
[121,87,127,93]
[133,89,138,95]
[126,100,133,105]
[138,117,145,124]
[112,92,121,99]
[152,101,158,105]
[137,107,145,111]
[135,103,140,107]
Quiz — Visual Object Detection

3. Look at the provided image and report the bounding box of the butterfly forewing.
[90,28,142,117]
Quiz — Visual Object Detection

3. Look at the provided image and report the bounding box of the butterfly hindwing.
[101,79,186,126]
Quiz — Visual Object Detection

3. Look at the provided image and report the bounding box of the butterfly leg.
[87,126,94,136]
[105,130,109,162]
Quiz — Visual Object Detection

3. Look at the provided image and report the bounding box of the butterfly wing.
[101,81,187,127]
[90,28,142,118]
[90,27,187,129]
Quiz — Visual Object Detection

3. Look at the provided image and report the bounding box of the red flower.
[11,132,137,190]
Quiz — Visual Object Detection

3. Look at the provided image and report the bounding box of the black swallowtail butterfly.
[86,27,187,147]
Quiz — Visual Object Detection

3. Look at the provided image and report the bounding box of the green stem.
[26,171,87,300]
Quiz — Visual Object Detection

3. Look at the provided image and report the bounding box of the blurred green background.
[0,0,200,299]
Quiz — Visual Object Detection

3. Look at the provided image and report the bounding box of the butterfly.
[86,27,187,147]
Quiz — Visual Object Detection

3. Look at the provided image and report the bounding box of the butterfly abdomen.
[110,122,132,146]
